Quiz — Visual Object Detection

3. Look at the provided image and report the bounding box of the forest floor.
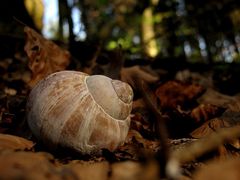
[0,27,240,180]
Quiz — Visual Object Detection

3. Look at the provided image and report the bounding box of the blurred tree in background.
[0,0,240,63]
[55,0,240,63]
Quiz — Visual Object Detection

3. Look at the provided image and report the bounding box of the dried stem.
[135,76,170,177]
[166,125,240,178]
[13,17,28,27]
[106,45,124,79]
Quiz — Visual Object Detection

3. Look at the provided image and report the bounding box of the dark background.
[1,0,240,95]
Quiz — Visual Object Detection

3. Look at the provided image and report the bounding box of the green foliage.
[53,0,240,63]
[98,0,108,6]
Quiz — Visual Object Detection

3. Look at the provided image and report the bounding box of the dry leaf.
[190,111,240,150]
[132,98,147,109]
[0,150,109,179]
[175,69,213,88]
[125,130,160,152]
[193,158,240,180]
[0,133,34,151]
[155,80,204,110]
[197,88,237,108]
[130,113,152,136]
[0,151,60,179]
[190,104,225,123]
[24,26,70,88]
[110,160,159,180]
[111,161,142,180]
[192,90,240,147]
[190,118,232,138]
[191,98,240,137]
[120,65,159,88]
[166,126,240,179]
[227,100,240,112]
[63,161,109,180]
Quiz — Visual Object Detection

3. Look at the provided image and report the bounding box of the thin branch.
[166,125,240,179]
[13,16,28,27]
[135,76,170,177]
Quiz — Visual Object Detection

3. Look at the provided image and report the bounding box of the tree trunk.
[141,6,158,58]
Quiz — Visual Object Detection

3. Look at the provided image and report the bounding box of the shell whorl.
[86,75,133,120]
[112,80,133,104]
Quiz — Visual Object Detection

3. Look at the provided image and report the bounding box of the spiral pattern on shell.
[26,71,133,154]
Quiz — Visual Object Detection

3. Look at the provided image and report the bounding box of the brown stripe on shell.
[60,111,83,140]
[88,106,130,151]
[60,94,100,154]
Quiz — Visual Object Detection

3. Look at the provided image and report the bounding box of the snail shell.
[26,71,133,154]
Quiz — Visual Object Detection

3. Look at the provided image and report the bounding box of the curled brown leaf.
[0,133,34,151]
[193,158,240,180]
[24,26,70,88]
[190,104,225,124]
[156,81,205,110]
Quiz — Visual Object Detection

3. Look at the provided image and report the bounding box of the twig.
[135,76,170,178]
[13,16,28,27]
[166,125,240,179]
